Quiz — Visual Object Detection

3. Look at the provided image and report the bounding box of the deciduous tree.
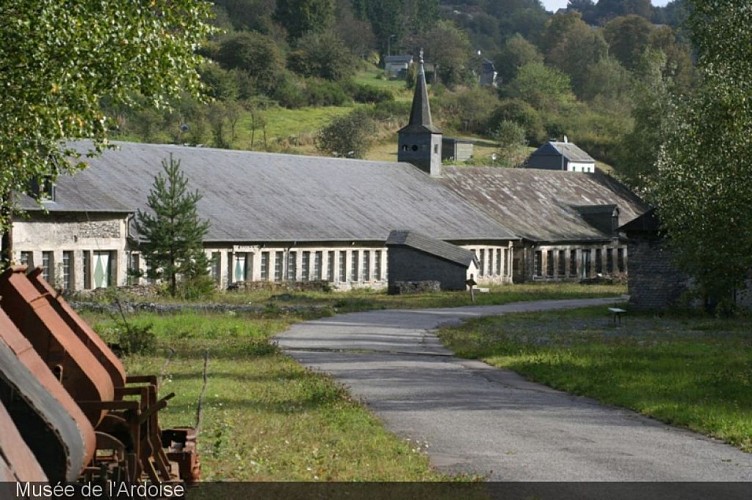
[654,0,752,312]
[0,1,213,263]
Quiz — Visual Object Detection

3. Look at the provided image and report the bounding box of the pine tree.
[135,155,211,297]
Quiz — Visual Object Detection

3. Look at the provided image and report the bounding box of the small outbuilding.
[526,139,595,173]
[442,138,474,162]
[386,230,478,294]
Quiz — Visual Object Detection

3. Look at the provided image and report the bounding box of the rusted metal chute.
[0,265,200,484]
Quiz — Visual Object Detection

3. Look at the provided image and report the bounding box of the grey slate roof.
[19,141,515,244]
[439,167,648,243]
[531,142,595,163]
[386,230,476,266]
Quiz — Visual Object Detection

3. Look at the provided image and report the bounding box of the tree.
[0,1,213,264]
[654,0,752,312]
[274,0,334,41]
[418,20,474,88]
[287,31,355,81]
[502,62,575,114]
[215,32,284,92]
[494,34,544,85]
[316,109,376,159]
[135,155,211,298]
[603,15,654,72]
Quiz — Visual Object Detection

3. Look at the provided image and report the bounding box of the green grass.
[438,307,752,452]
[78,283,624,480]
[85,311,448,481]
[352,67,412,100]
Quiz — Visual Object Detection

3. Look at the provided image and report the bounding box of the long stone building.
[8,56,647,292]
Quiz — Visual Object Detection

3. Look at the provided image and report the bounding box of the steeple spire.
[397,48,443,177]
[406,49,439,133]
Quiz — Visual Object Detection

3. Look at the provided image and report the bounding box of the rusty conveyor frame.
[0,266,200,483]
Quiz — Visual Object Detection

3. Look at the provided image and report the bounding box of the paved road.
[275,298,752,481]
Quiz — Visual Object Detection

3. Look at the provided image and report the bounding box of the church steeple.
[406,49,440,133]
[398,49,442,176]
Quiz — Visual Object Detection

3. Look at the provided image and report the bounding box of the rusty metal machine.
[0,265,200,486]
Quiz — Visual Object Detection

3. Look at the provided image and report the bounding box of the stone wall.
[627,237,690,310]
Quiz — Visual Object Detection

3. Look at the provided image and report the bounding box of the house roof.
[530,142,595,163]
[619,207,661,234]
[18,141,515,244]
[386,230,476,267]
[439,167,648,243]
[384,55,413,64]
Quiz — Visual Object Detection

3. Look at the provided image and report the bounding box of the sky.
[540,0,671,12]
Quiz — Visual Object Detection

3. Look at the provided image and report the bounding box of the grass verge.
[83,310,448,481]
[438,306,752,452]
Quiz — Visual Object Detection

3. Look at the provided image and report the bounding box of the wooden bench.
[608,307,626,325]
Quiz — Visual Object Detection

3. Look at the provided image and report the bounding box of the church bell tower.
[398,49,442,176]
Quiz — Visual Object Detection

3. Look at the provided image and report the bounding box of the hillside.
[108,0,691,186]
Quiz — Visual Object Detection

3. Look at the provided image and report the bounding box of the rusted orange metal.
[0,265,115,426]
[0,266,200,485]
[0,307,96,481]
[27,266,128,388]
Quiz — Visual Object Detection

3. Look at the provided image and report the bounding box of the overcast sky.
[540,0,671,12]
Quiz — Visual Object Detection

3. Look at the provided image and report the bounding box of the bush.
[346,83,394,104]
[304,79,351,106]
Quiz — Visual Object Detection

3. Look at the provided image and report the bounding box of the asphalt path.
[275,298,752,482]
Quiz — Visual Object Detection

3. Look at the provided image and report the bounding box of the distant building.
[383,55,413,79]
[9,52,648,292]
[442,138,474,162]
[526,139,596,173]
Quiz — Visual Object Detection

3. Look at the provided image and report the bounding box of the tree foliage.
[0,0,213,232]
[135,155,211,298]
[654,0,752,312]
[316,109,376,159]
[274,0,334,41]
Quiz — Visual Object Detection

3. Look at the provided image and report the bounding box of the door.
[93,251,110,288]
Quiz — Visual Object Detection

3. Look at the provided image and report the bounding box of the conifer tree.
[136,155,211,297]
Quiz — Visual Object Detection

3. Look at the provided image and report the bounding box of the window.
[234,253,249,282]
[42,251,53,284]
[558,250,566,277]
[314,251,323,281]
[287,251,297,281]
[129,253,141,285]
[374,251,382,280]
[569,250,578,277]
[261,251,270,281]
[582,250,592,278]
[362,251,370,281]
[595,249,603,274]
[546,250,554,277]
[83,251,91,289]
[210,252,221,284]
[607,248,614,273]
[62,251,73,290]
[479,249,485,276]
[503,249,509,276]
[301,251,311,281]
[274,251,284,281]
[617,248,625,272]
[327,251,335,282]
[93,251,111,288]
[20,251,34,268]
[350,251,359,282]
[495,249,501,276]
[339,251,347,282]
[534,250,542,277]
